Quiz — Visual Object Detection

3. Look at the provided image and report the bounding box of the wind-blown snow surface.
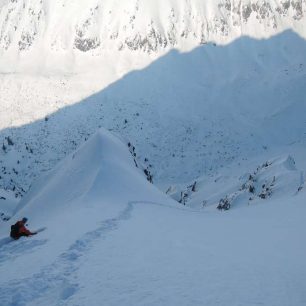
[0,129,305,306]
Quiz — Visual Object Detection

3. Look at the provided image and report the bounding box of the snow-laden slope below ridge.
[168,154,305,209]
[0,0,305,72]
[0,128,174,270]
[0,126,305,306]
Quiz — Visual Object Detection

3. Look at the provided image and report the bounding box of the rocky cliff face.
[0,0,305,56]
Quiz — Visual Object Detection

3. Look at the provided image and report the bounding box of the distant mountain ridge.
[0,0,305,58]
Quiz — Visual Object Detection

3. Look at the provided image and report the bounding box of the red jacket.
[16,221,34,236]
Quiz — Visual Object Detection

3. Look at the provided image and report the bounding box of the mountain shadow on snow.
[0,30,305,200]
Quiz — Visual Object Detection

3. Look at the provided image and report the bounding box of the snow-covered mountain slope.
[0,2,305,211]
[0,128,175,272]
[0,0,305,72]
[12,128,160,223]
[0,29,306,202]
[0,128,305,306]
[0,2,305,304]
[168,154,305,209]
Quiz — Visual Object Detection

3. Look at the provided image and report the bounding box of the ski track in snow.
[0,200,187,306]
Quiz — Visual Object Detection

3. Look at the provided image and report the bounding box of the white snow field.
[0,129,305,306]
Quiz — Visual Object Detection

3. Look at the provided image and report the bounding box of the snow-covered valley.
[0,0,306,305]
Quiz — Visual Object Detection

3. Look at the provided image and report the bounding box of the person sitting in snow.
[10,217,37,240]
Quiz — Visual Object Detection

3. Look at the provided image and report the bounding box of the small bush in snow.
[217,197,231,210]
[6,137,14,146]
[249,185,255,193]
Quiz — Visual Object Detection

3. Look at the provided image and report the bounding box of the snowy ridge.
[0,128,176,277]
[0,0,305,71]
[12,128,166,223]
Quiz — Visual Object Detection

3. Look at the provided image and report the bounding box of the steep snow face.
[0,0,305,71]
